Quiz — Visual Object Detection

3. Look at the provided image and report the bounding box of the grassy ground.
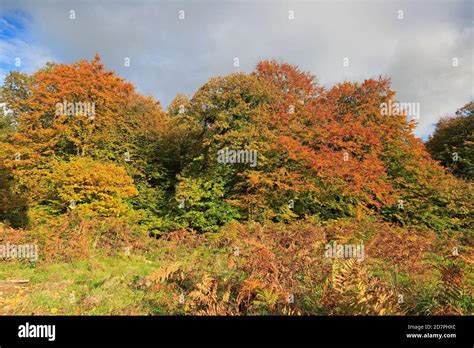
[0,219,472,315]
[0,256,157,315]
[0,234,236,315]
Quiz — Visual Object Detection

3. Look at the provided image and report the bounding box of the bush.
[37,157,138,218]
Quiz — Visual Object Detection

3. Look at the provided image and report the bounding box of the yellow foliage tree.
[31,157,138,219]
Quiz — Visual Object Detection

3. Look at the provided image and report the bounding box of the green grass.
[0,242,238,315]
[0,255,163,315]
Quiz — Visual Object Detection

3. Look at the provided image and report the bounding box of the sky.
[0,0,472,139]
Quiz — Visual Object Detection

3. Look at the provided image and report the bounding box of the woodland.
[0,55,472,315]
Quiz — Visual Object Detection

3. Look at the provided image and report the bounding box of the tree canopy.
[0,56,471,233]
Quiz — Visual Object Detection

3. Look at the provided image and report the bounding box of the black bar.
[0,316,472,346]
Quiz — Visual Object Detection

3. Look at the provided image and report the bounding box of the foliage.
[0,56,472,316]
[174,176,240,232]
[426,102,473,180]
[1,218,471,315]
[37,157,138,218]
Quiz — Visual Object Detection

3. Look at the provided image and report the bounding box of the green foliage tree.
[426,102,473,180]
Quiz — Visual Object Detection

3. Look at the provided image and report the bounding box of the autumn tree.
[170,73,277,229]
[0,71,33,226]
[1,56,471,232]
[0,55,169,225]
[255,61,472,229]
[254,62,395,220]
[426,102,473,180]
[28,157,138,219]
